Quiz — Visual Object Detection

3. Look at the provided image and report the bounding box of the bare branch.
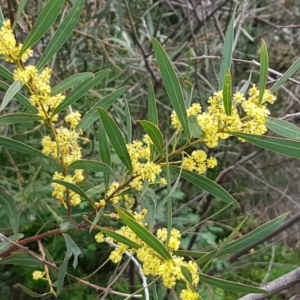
[238,267,300,300]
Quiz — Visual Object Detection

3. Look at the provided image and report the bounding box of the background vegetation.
[1,0,300,299]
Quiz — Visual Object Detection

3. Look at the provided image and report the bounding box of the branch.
[238,267,300,300]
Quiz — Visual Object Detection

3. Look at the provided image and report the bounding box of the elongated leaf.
[197,214,286,265]
[181,265,193,285]
[0,65,14,82]
[0,8,4,27]
[187,115,204,138]
[77,85,130,131]
[52,69,111,116]
[19,0,64,56]
[0,113,42,126]
[271,57,300,92]
[174,250,206,258]
[51,73,94,96]
[216,217,247,257]
[116,207,172,260]
[56,253,69,296]
[232,132,300,159]
[258,40,269,105]
[52,179,93,205]
[0,251,43,268]
[0,81,36,113]
[68,159,112,173]
[12,0,29,30]
[63,233,81,268]
[169,166,239,208]
[0,136,52,160]
[37,0,85,69]
[218,8,236,90]
[97,108,132,173]
[148,80,158,125]
[0,186,19,238]
[98,119,111,190]
[239,69,253,94]
[223,70,232,116]
[124,95,132,144]
[200,274,268,294]
[138,120,164,155]
[266,117,300,139]
[98,226,141,249]
[152,38,188,135]
[0,80,23,112]
[90,207,104,233]
[14,284,50,298]
[136,187,157,230]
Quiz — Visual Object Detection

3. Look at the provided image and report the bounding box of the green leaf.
[124,95,132,144]
[89,207,104,234]
[223,70,232,116]
[14,284,51,298]
[152,37,188,135]
[116,207,171,260]
[266,117,300,139]
[0,65,14,82]
[239,69,253,94]
[169,166,239,208]
[98,226,141,249]
[232,132,300,159]
[271,57,300,92]
[148,80,158,125]
[60,219,77,232]
[37,0,85,69]
[200,274,268,294]
[174,250,206,258]
[138,120,164,155]
[77,85,130,131]
[187,115,204,138]
[0,251,43,268]
[63,233,81,268]
[98,119,111,190]
[19,0,65,56]
[136,187,157,231]
[68,159,112,173]
[12,0,29,30]
[52,179,93,205]
[218,7,236,90]
[0,186,19,238]
[0,81,36,113]
[52,69,111,116]
[97,108,132,174]
[0,8,4,27]
[197,214,286,265]
[184,80,194,108]
[181,266,193,285]
[56,252,69,296]
[0,136,51,160]
[51,73,94,96]
[258,39,269,105]
[0,113,42,126]
[0,80,23,112]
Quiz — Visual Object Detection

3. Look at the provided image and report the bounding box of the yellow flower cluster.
[182,150,217,174]
[0,20,32,63]
[127,136,164,191]
[95,211,200,299]
[32,270,45,281]
[0,20,84,207]
[171,87,276,148]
